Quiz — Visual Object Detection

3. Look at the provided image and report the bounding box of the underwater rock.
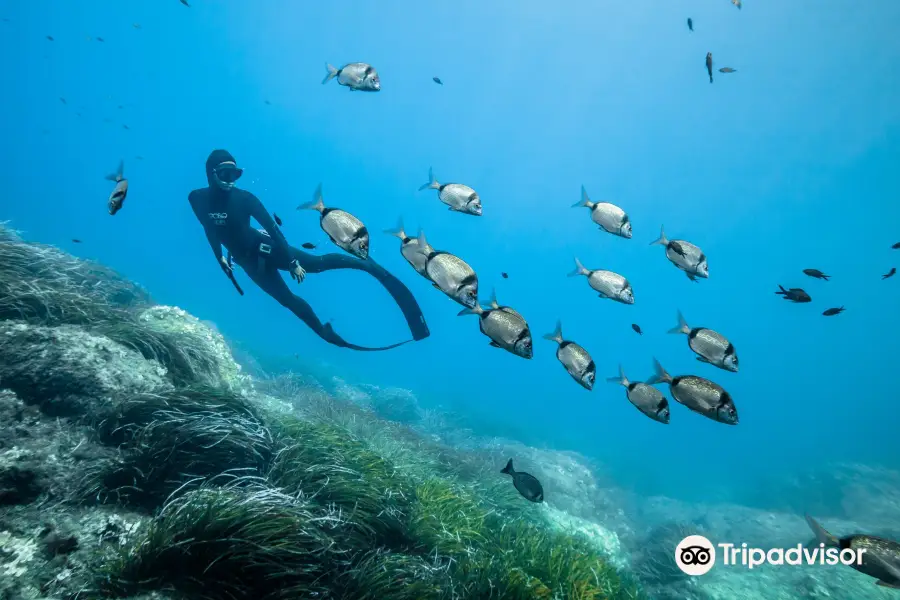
[0,322,170,417]
[135,305,245,389]
[0,450,43,505]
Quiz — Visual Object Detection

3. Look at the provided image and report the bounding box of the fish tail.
[647,358,672,385]
[568,257,589,278]
[418,167,440,192]
[500,459,515,475]
[775,285,787,295]
[383,217,406,240]
[605,364,628,386]
[542,320,564,344]
[489,288,499,309]
[667,310,690,335]
[105,159,124,182]
[297,184,326,213]
[822,274,830,281]
[457,303,483,317]
[571,185,594,209]
[322,63,339,85]
[804,515,839,547]
[650,226,668,247]
[414,230,432,257]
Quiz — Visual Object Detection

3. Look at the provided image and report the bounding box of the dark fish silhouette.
[433,77,443,85]
[687,18,693,31]
[632,324,642,335]
[718,67,736,73]
[72,239,82,244]
[135,155,144,160]
[133,23,141,29]
[500,459,544,503]
[301,242,316,250]
[775,285,811,303]
[501,272,509,279]
[180,0,190,6]
[883,268,896,280]
[46,35,54,41]
[122,124,130,130]
[822,307,845,317]
[59,97,67,105]
[274,213,283,226]
[892,242,900,249]
[806,515,900,590]
[96,37,105,42]
[706,53,714,83]
[803,269,830,281]
[264,99,271,105]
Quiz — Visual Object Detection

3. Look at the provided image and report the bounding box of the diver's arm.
[188,191,225,265]
[203,226,225,263]
[247,192,290,257]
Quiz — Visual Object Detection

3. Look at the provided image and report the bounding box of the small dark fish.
[501,272,509,279]
[96,37,105,42]
[775,285,811,303]
[301,242,316,250]
[75,112,81,117]
[718,67,736,73]
[883,268,896,280]
[135,155,144,160]
[433,77,443,85]
[803,269,830,281]
[732,0,742,8]
[892,242,900,249]
[500,459,544,503]
[706,52,714,83]
[274,213,283,226]
[117,105,123,109]
[822,307,845,317]
[59,97,67,104]
[133,23,141,29]
[122,124,130,130]
[632,324,642,335]
[180,0,190,6]
[687,18,693,31]
[72,239,82,244]
[46,35,54,41]
[264,99,271,105]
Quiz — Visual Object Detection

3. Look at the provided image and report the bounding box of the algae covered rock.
[0,322,170,417]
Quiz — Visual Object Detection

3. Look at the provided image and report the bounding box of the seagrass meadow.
[0,221,646,600]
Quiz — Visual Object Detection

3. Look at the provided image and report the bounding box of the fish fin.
[489,341,502,348]
[876,581,900,589]
[571,185,594,209]
[105,160,124,182]
[605,364,628,387]
[650,225,668,247]
[542,320,564,344]
[432,283,442,291]
[489,288,499,309]
[775,285,787,295]
[500,459,515,475]
[647,358,671,385]
[667,310,690,335]
[687,272,699,282]
[457,305,483,317]
[297,184,326,212]
[598,292,609,300]
[383,217,406,239]
[568,257,588,278]
[804,515,840,547]
[696,356,711,364]
[322,63,339,85]
[415,230,434,257]
[417,167,440,192]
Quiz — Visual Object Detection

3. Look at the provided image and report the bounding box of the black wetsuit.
[188,150,430,350]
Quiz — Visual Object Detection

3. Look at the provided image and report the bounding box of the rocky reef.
[0,222,644,599]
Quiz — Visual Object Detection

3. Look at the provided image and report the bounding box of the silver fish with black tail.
[105,160,128,216]
[669,310,739,372]
[458,292,532,359]
[322,62,381,92]
[418,167,482,216]
[607,365,670,424]
[650,226,708,281]
[384,218,432,279]
[647,358,738,425]
[568,257,634,304]
[572,186,632,239]
[542,320,595,390]
[806,515,900,590]
[415,231,478,308]
[297,184,369,259]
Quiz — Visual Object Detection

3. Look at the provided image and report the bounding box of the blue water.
[2,0,899,508]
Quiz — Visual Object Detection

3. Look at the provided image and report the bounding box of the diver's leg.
[287,247,430,341]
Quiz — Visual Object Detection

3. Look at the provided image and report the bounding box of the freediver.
[188,149,430,351]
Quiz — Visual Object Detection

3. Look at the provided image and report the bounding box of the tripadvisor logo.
[675,535,867,575]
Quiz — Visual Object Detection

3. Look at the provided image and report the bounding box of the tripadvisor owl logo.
[675,535,716,575]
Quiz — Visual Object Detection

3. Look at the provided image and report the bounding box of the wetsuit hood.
[206,149,237,187]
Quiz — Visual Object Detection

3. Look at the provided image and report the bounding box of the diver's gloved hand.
[289,259,306,284]
[219,255,233,275]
